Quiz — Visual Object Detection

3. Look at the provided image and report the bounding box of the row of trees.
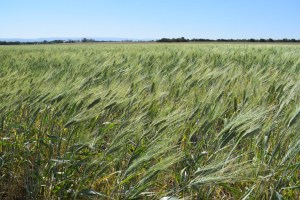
[157,37,300,43]
[0,40,80,45]
[0,38,103,45]
[1,37,300,45]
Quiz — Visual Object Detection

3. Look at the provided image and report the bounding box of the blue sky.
[1,0,299,39]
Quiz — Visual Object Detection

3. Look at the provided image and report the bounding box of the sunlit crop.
[0,43,300,199]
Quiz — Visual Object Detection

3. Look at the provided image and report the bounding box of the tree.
[81,38,95,43]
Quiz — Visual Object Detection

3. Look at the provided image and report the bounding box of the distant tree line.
[156,37,300,43]
[0,40,79,45]
[1,37,300,45]
[0,38,117,45]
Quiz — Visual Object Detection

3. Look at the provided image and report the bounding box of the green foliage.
[0,43,300,199]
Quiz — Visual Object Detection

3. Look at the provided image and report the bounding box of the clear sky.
[1,0,299,39]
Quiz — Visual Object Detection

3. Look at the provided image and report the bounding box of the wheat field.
[0,43,300,199]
